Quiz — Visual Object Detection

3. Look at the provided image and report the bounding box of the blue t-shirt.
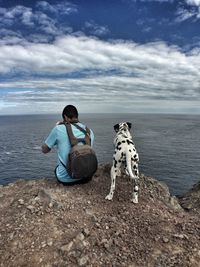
[45,123,94,183]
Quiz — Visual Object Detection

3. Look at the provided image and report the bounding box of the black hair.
[62,105,78,119]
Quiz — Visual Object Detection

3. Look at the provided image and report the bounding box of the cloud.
[36,1,78,15]
[84,21,109,36]
[186,0,200,6]
[0,5,35,26]
[175,7,196,22]
[0,35,199,114]
[131,0,174,2]
[175,0,200,22]
[0,3,75,43]
[0,35,199,78]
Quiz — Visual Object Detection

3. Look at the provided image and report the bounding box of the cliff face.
[178,181,200,214]
[0,164,199,267]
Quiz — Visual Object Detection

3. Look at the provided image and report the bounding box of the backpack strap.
[65,123,78,147]
[65,123,91,146]
[71,123,91,146]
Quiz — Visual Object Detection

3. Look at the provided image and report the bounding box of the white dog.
[105,122,140,203]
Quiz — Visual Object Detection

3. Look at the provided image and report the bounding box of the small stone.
[163,237,169,243]
[47,240,53,247]
[18,241,23,249]
[48,202,53,208]
[18,199,24,205]
[9,233,14,240]
[76,233,85,241]
[60,241,74,252]
[82,228,90,237]
[95,222,100,228]
[27,205,34,212]
[78,255,89,266]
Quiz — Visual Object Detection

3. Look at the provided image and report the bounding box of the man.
[42,105,94,184]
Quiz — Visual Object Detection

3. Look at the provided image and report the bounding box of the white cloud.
[175,7,196,22]
[0,35,199,78]
[186,0,200,6]
[0,35,199,114]
[36,1,78,15]
[131,0,174,2]
[0,4,74,40]
[84,21,109,36]
[175,0,200,22]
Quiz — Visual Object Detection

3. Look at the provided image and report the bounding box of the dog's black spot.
[133,165,137,169]
[135,171,138,176]
[134,154,137,158]
[122,140,126,143]
[121,152,124,157]
[127,140,134,145]
[118,160,121,163]
[129,149,131,152]
[114,159,117,168]
[118,147,122,151]
[115,170,117,172]
[117,142,121,146]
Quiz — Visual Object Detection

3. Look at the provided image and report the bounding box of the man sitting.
[42,105,95,185]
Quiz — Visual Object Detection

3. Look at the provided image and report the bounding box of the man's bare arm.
[41,144,51,154]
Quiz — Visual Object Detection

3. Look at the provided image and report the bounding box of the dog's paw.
[105,194,113,201]
[131,197,138,204]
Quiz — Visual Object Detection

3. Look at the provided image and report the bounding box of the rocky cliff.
[0,164,199,267]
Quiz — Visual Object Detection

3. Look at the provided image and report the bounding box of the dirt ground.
[0,164,200,267]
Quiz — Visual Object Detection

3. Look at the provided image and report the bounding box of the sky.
[0,0,200,115]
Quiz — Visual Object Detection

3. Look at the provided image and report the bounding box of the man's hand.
[41,144,51,154]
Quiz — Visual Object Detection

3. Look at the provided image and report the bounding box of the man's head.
[62,105,78,122]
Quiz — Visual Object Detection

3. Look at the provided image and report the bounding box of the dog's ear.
[114,123,119,132]
[126,122,132,129]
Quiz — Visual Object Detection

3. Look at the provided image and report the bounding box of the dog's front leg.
[105,166,117,200]
[132,179,139,203]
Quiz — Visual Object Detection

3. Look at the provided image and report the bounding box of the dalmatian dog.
[105,122,140,203]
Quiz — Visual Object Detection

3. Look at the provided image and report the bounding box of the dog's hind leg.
[131,162,139,204]
[105,165,117,200]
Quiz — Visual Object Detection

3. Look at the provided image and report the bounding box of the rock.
[78,255,89,266]
[178,181,200,212]
[163,237,169,243]
[75,233,85,242]
[173,234,188,240]
[169,196,183,211]
[26,205,35,212]
[47,240,53,247]
[82,228,90,237]
[38,188,52,206]
[60,241,74,253]
[18,199,24,205]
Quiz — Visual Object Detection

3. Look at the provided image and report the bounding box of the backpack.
[62,122,98,180]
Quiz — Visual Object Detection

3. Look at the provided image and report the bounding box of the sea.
[0,113,199,196]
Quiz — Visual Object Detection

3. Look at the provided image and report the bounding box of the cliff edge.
[0,164,199,267]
